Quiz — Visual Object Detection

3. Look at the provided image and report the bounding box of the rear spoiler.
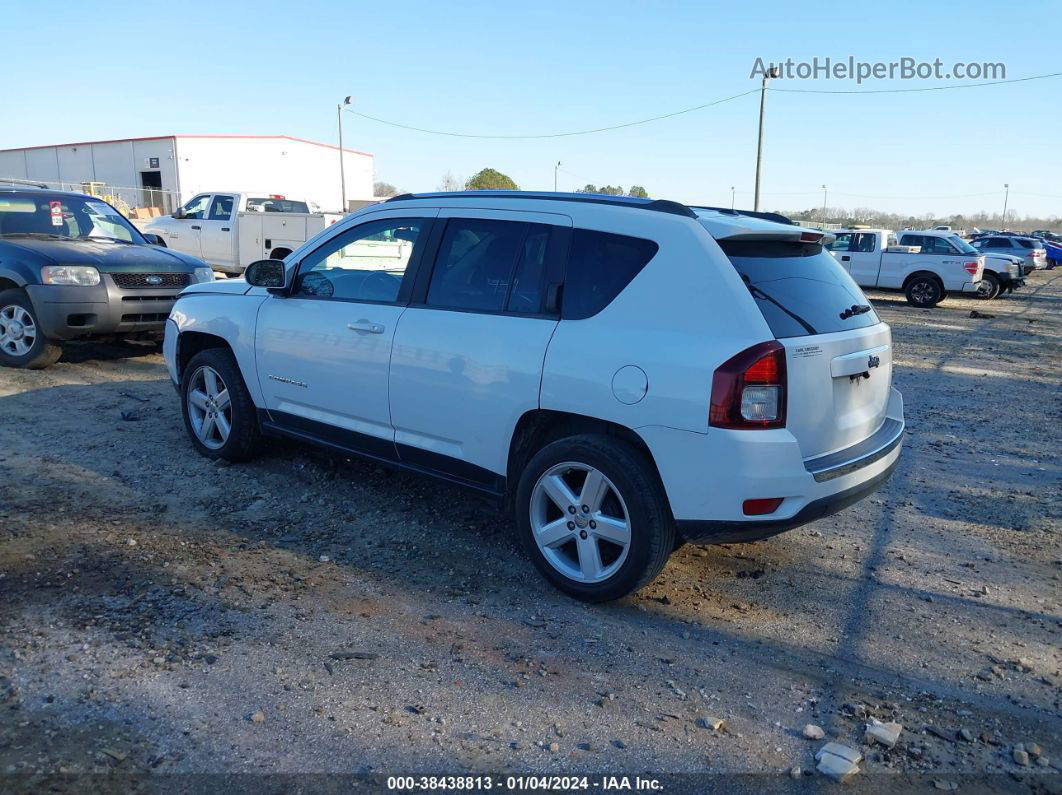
[690,206,797,225]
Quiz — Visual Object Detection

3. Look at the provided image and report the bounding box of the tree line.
[375,169,650,198]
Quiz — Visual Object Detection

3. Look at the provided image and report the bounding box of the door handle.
[190,225,201,230]
[841,255,851,261]
[221,227,230,232]
[347,320,385,334]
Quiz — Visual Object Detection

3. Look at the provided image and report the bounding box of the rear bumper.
[676,457,899,543]
[640,387,904,544]
[26,277,181,340]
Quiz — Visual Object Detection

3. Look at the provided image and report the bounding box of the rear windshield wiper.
[741,275,818,335]
[839,304,872,320]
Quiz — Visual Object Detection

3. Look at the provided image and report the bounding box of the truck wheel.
[0,289,62,369]
[975,273,1001,300]
[904,276,944,307]
[515,434,674,603]
[181,347,263,462]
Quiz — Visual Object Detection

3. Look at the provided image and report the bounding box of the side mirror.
[142,233,164,246]
[244,259,288,291]
[171,208,186,219]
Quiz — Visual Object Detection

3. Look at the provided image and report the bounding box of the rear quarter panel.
[541,211,771,435]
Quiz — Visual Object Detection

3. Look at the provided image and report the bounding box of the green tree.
[628,185,649,199]
[465,168,518,191]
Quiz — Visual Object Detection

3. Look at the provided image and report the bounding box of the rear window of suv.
[719,239,880,339]
[1017,238,1044,249]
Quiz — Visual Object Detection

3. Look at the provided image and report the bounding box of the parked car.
[970,235,1048,274]
[826,228,984,306]
[0,188,212,369]
[143,192,342,275]
[1044,240,1062,269]
[164,192,904,601]
[1031,230,1061,242]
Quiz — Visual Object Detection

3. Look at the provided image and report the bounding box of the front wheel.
[515,434,674,602]
[181,347,263,461]
[976,273,1001,300]
[0,289,62,369]
[904,276,944,307]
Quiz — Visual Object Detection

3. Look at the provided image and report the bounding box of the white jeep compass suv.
[164,192,904,602]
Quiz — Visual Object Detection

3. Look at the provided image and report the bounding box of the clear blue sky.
[4,0,1059,219]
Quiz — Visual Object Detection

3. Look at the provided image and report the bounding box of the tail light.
[963,261,979,275]
[710,341,787,430]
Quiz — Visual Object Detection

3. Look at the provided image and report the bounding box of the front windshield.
[947,235,977,254]
[0,194,144,243]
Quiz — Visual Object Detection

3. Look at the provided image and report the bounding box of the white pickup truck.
[143,192,342,275]
[826,228,984,307]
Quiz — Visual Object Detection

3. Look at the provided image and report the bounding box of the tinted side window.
[899,234,922,248]
[921,237,955,255]
[853,233,876,253]
[507,225,550,313]
[562,230,658,320]
[427,218,527,311]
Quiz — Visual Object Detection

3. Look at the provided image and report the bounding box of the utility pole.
[1001,183,1009,229]
[821,184,828,229]
[730,186,735,210]
[753,65,780,212]
[554,161,561,192]
[338,96,351,212]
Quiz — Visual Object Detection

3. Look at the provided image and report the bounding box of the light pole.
[554,161,561,192]
[730,186,735,210]
[753,65,780,211]
[337,96,351,212]
[821,184,828,229]
[1001,183,1009,229]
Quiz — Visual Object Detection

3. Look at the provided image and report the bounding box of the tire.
[180,347,263,462]
[515,434,675,602]
[975,273,1001,300]
[904,275,944,307]
[0,288,62,369]
[269,248,292,261]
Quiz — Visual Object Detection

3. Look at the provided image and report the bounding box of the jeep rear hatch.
[714,234,894,461]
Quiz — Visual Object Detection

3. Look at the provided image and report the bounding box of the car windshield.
[246,197,310,213]
[947,235,977,254]
[0,194,143,243]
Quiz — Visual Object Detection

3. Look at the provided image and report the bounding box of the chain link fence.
[0,176,181,218]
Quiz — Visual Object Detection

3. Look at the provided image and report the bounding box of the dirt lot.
[1,272,1060,793]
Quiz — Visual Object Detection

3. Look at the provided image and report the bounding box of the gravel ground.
[1,271,1060,793]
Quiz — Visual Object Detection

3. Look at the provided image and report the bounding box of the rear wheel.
[515,434,674,602]
[0,289,62,369]
[904,275,944,307]
[181,347,263,461]
[976,273,1001,300]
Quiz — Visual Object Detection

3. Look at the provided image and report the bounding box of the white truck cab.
[144,192,342,275]
[828,228,984,307]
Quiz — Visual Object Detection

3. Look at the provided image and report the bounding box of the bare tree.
[436,172,463,192]
[373,181,399,198]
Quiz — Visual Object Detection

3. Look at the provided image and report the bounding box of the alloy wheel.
[187,365,232,450]
[0,304,37,357]
[530,462,632,584]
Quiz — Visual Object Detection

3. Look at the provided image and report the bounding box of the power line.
[770,70,1062,94]
[344,89,760,139]
[341,71,1061,140]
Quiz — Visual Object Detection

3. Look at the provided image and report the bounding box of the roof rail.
[691,206,796,226]
[385,191,697,218]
